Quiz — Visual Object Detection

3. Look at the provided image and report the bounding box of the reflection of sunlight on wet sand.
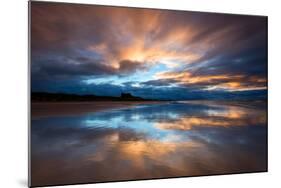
[120,140,201,157]
[119,140,203,169]
[87,137,204,171]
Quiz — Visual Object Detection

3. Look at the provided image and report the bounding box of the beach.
[31,100,267,186]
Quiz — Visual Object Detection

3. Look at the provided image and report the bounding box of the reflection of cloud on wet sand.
[155,104,266,130]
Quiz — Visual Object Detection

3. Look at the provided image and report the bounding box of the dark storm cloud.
[33,57,115,77]
[190,45,267,77]
[32,56,148,82]
[141,79,178,87]
[186,15,267,79]
[118,60,147,74]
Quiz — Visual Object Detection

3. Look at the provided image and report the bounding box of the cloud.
[141,79,178,87]
[40,58,114,77]
[31,1,267,97]
[118,60,147,74]
[150,70,267,91]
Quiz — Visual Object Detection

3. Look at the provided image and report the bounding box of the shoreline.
[31,101,166,119]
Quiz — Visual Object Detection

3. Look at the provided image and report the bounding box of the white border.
[1,0,281,188]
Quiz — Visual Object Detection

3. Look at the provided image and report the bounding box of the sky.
[31,2,267,100]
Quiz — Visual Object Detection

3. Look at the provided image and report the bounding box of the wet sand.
[31,101,166,119]
[31,100,267,186]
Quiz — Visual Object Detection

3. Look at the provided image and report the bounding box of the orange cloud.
[155,70,267,91]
